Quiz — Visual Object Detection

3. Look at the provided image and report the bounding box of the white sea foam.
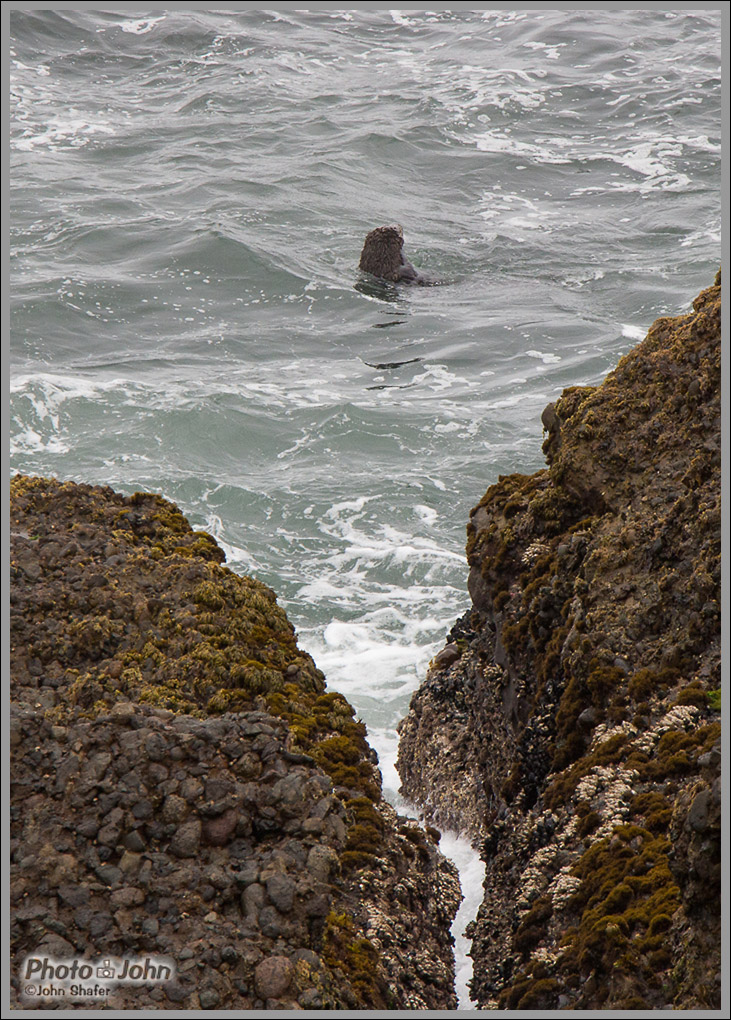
[680,223,722,248]
[438,65,547,117]
[621,324,647,342]
[13,113,116,151]
[610,139,692,193]
[287,489,467,724]
[117,16,166,34]
[359,722,486,1008]
[12,59,51,77]
[9,426,69,456]
[439,830,487,1009]
[10,375,122,454]
[315,619,429,697]
[389,11,418,28]
[522,39,565,61]
[525,349,562,364]
[203,514,263,574]
[378,760,486,1010]
[11,373,130,408]
[563,269,606,287]
[413,504,438,525]
[471,129,571,163]
[314,499,465,578]
[409,363,464,393]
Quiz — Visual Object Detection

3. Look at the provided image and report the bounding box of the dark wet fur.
[358,225,427,284]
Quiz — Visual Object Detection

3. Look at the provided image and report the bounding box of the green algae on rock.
[10,476,461,1010]
[397,271,721,1010]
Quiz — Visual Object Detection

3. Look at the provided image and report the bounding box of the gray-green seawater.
[9,8,722,1007]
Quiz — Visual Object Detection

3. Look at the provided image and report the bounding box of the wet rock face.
[397,271,721,1010]
[11,703,350,1009]
[10,477,460,1010]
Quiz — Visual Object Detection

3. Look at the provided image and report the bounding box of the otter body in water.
[358,224,429,284]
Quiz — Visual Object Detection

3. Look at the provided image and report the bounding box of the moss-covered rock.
[10,476,460,1010]
[397,271,721,1009]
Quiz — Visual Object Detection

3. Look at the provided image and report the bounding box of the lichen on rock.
[397,270,721,1010]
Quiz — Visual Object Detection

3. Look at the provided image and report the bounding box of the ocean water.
[9,8,722,1008]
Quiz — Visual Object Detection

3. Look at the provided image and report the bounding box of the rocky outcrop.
[10,476,460,1010]
[397,271,721,1009]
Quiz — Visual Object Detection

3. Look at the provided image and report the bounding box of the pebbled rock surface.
[397,271,721,1010]
[10,476,460,1010]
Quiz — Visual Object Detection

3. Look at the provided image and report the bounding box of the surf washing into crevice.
[438,831,487,1010]
[383,782,486,1010]
[289,601,486,1009]
[297,630,487,1010]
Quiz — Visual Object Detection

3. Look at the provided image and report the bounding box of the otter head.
[358,224,406,282]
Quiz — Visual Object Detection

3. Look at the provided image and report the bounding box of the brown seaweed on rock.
[397,269,721,1010]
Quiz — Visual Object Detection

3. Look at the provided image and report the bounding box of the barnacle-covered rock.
[397,270,721,1009]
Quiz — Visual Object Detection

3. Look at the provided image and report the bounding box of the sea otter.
[358,224,428,284]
